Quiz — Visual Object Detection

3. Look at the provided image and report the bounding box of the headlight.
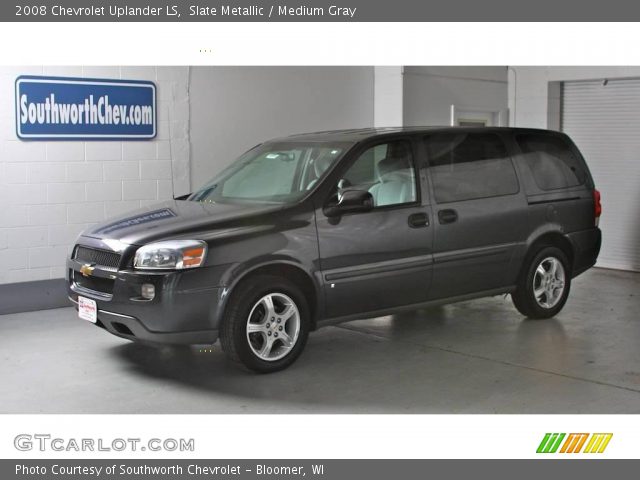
[134,240,207,270]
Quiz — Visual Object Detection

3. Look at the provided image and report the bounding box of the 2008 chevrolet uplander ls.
[68,127,602,372]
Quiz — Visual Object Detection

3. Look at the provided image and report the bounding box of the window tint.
[516,134,586,190]
[340,141,417,207]
[425,133,519,203]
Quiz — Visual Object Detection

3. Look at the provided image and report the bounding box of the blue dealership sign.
[15,76,156,140]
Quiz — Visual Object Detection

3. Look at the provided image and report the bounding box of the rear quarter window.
[515,134,587,191]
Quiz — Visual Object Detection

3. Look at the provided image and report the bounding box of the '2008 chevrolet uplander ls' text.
[68,127,602,372]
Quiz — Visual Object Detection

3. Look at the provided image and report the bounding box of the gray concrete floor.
[0,268,638,413]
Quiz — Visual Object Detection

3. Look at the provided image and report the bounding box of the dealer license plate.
[78,296,97,323]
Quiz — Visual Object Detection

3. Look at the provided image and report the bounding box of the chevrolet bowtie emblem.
[80,264,95,277]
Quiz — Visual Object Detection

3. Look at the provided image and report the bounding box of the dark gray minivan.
[67,127,602,372]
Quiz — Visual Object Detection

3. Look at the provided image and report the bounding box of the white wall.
[508,66,640,128]
[403,66,508,126]
[189,66,374,188]
[374,66,403,127]
[0,66,190,284]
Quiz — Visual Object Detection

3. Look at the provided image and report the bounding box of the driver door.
[315,138,434,319]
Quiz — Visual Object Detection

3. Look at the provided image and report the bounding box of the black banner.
[6,0,640,22]
[4,459,640,479]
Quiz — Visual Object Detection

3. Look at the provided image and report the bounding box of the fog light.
[141,283,155,300]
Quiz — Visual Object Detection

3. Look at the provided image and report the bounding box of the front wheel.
[220,275,310,373]
[512,246,571,319]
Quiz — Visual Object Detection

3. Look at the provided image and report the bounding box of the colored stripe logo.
[537,433,612,453]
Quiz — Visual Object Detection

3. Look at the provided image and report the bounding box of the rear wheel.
[220,275,310,373]
[512,246,571,319]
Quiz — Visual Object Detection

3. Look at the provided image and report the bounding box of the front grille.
[73,271,115,295]
[73,245,121,269]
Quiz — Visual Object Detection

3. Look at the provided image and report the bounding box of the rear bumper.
[567,227,602,277]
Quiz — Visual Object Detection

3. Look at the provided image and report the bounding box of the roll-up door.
[562,78,640,271]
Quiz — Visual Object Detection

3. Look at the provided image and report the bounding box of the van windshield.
[189,141,350,204]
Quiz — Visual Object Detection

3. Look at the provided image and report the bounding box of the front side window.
[338,140,417,207]
[516,134,586,190]
[189,141,350,204]
[424,133,519,203]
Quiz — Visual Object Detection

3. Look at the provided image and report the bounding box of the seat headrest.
[313,154,334,177]
[378,143,411,177]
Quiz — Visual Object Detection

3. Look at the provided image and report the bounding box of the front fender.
[212,256,324,330]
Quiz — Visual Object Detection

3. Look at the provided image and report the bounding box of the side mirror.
[324,189,374,217]
[173,193,191,201]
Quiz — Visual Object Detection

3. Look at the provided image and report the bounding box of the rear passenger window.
[516,134,586,190]
[424,133,519,203]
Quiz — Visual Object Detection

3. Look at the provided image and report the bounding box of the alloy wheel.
[532,256,566,309]
[245,293,301,362]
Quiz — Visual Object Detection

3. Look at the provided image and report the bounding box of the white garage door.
[562,78,640,271]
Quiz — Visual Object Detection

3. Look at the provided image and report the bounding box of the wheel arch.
[215,260,321,330]
[521,229,575,279]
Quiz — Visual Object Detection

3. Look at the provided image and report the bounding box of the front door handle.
[408,212,429,228]
[438,209,458,224]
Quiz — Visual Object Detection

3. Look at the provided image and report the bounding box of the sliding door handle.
[438,209,458,224]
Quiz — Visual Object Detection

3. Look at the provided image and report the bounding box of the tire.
[220,274,310,373]
[511,246,572,319]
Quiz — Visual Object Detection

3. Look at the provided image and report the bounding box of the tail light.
[593,189,602,226]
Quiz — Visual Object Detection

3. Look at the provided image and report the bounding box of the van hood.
[80,200,284,246]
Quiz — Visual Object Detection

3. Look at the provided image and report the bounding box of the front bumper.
[67,243,223,345]
[68,296,218,345]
